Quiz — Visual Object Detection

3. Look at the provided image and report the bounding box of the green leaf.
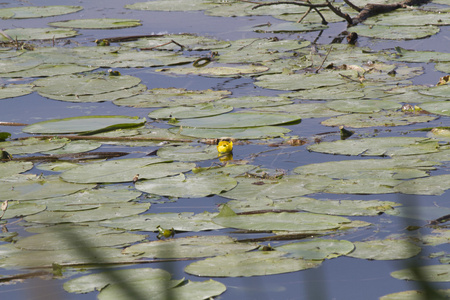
[49,18,141,29]
[391,265,450,282]
[276,239,355,260]
[347,239,421,260]
[348,24,440,40]
[1,27,78,41]
[0,6,83,19]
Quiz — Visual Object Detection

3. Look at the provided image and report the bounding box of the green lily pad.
[385,206,450,221]
[156,64,269,77]
[348,24,440,40]
[0,137,67,155]
[0,84,34,99]
[33,73,141,97]
[100,211,224,232]
[391,265,450,282]
[113,88,231,108]
[380,289,450,300]
[0,175,94,201]
[218,96,292,108]
[364,9,450,26]
[23,115,146,134]
[185,251,322,277]
[254,71,349,91]
[293,158,436,180]
[307,137,440,156]
[0,6,83,19]
[394,174,450,195]
[254,102,343,119]
[0,161,33,179]
[123,34,231,51]
[306,178,402,194]
[420,101,450,116]
[326,99,401,113]
[0,64,97,78]
[49,18,141,29]
[0,27,78,41]
[213,205,350,232]
[135,173,237,198]
[14,226,145,250]
[24,202,150,223]
[157,144,218,161]
[123,235,258,258]
[347,239,421,260]
[284,83,364,100]
[254,22,328,33]
[176,112,301,128]
[125,0,214,11]
[172,126,290,139]
[1,202,46,219]
[41,140,102,155]
[419,84,450,98]
[148,103,233,120]
[64,268,171,294]
[98,279,226,300]
[61,157,195,183]
[276,239,355,260]
[321,110,437,128]
[389,47,450,63]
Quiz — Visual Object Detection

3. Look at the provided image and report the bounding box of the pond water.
[1,0,449,299]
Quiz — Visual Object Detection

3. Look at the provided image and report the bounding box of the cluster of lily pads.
[1,1,450,299]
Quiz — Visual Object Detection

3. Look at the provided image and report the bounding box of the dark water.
[1,0,449,299]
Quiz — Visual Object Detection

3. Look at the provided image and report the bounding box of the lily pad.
[99,212,224,232]
[123,34,231,51]
[148,103,233,119]
[176,112,301,128]
[156,64,269,77]
[276,239,355,260]
[113,88,231,108]
[346,239,421,260]
[254,22,328,33]
[0,137,67,155]
[185,251,322,277]
[254,71,349,91]
[0,64,98,78]
[0,161,34,179]
[394,174,450,195]
[420,101,450,116]
[218,96,292,108]
[0,6,83,19]
[326,99,401,113]
[1,202,46,219]
[364,9,450,26]
[321,110,437,128]
[0,27,78,41]
[61,157,195,183]
[157,144,218,161]
[135,173,237,198]
[123,235,258,258]
[64,268,171,294]
[125,0,214,11]
[391,265,450,282]
[49,18,141,29]
[419,84,450,98]
[23,115,146,134]
[41,140,102,155]
[380,289,450,300]
[348,24,440,40]
[255,102,343,118]
[172,126,290,139]
[0,84,34,99]
[307,137,440,157]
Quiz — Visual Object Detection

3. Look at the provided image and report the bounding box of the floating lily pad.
[34,74,141,97]
[293,158,436,180]
[185,251,322,277]
[135,173,237,198]
[0,137,67,155]
[1,202,46,219]
[380,289,450,300]
[64,268,171,294]
[0,161,33,179]
[157,144,218,161]
[346,239,421,260]
[0,64,97,78]
[254,22,328,33]
[61,157,195,183]
[218,96,292,108]
[123,235,258,258]
[348,24,440,40]
[307,137,440,156]
[321,110,437,128]
[364,9,450,26]
[419,84,450,98]
[41,140,102,155]
[306,178,402,194]
[123,34,231,51]
[213,205,350,232]
[148,103,233,119]
[113,88,231,107]
[276,239,355,260]
[0,6,83,19]
[23,115,146,134]
[24,202,150,223]
[254,71,349,91]
[0,84,34,99]
[172,126,290,139]
[284,83,365,100]
[390,47,450,63]
[125,0,214,11]
[49,18,141,29]
[326,99,400,113]
[391,265,450,282]
[394,174,450,195]
[0,27,78,41]
[176,112,301,128]
[156,64,269,77]
[0,175,94,201]
[14,226,145,250]
[420,101,450,116]
[98,279,226,300]
[385,206,450,221]
[100,212,224,232]
[254,102,344,119]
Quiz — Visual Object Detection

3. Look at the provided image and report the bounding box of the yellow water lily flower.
[217,140,233,153]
